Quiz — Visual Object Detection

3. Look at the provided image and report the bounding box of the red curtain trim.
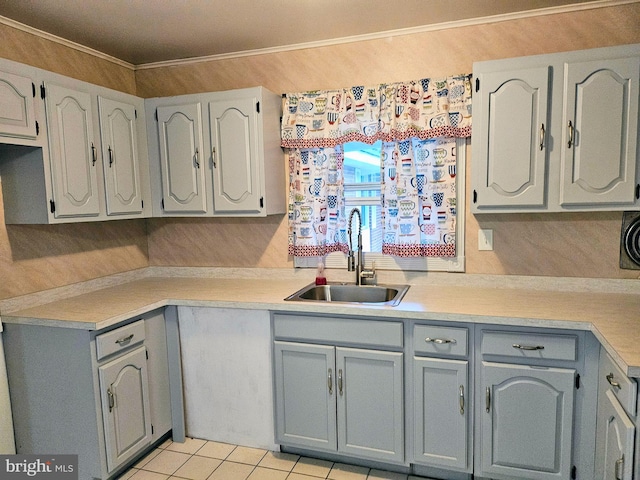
[382,243,456,258]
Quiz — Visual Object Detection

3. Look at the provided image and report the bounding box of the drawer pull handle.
[115,334,134,345]
[338,369,343,396]
[328,368,333,395]
[425,337,457,345]
[459,385,465,415]
[567,120,574,148]
[512,344,544,351]
[607,373,621,389]
[539,123,545,150]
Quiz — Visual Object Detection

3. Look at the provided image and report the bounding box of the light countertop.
[1,271,639,376]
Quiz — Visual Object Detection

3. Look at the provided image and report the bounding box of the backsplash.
[0,3,639,301]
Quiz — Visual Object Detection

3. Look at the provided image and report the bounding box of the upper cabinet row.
[0,58,284,224]
[472,43,640,213]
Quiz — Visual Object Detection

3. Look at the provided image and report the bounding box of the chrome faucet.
[347,208,376,285]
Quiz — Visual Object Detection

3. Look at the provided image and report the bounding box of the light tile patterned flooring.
[117,437,426,480]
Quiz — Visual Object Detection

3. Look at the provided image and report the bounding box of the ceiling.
[0,0,607,66]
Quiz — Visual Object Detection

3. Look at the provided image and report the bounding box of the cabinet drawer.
[481,330,577,361]
[96,320,145,360]
[600,351,637,417]
[413,324,468,357]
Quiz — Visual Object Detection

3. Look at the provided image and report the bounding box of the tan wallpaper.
[144,3,640,279]
[0,4,639,302]
[0,24,148,300]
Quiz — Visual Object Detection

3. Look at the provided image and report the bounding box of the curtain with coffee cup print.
[282,74,471,257]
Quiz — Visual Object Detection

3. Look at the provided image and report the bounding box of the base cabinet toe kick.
[272,313,618,480]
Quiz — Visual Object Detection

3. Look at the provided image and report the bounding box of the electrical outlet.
[478,229,494,251]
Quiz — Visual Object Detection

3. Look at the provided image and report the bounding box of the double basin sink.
[285,282,410,307]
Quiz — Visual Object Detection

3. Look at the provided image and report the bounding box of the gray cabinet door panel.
[481,361,575,480]
[336,347,404,463]
[597,389,635,480]
[274,341,337,452]
[414,357,468,470]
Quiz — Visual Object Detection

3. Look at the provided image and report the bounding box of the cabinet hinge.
[151,424,154,434]
[475,78,480,93]
[161,198,165,210]
[473,190,478,204]
[32,82,36,98]
[256,101,260,113]
[35,121,39,136]
[635,184,639,199]
[260,197,264,208]
[40,83,45,99]
[571,465,577,479]
[134,109,138,119]
[49,200,55,213]
[146,350,149,360]
[575,374,580,389]
[141,199,144,209]
[155,109,158,121]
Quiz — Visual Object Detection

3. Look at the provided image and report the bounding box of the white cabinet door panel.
[597,389,635,480]
[0,69,37,139]
[560,56,640,206]
[98,96,143,215]
[45,83,101,218]
[157,103,207,213]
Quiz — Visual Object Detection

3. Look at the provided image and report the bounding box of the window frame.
[294,138,466,273]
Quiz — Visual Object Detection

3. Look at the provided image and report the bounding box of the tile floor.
[117,437,428,480]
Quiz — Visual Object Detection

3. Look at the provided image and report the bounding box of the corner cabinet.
[145,87,286,217]
[0,58,152,224]
[272,314,404,464]
[472,43,640,213]
[3,309,173,480]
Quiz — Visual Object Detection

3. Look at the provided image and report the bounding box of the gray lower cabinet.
[4,309,172,479]
[595,348,638,480]
[272,313,404,464]
[412,323,471,475]
[475,327,593,480]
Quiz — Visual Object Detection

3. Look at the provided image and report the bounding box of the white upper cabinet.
[156,102,207,214]
[209,96,261,215]
[146,86,285,217]
[0,69,38,140]
[45,82,101,218]
[98,96,144,216]
[472,43,640,213]
[560,57,639,206]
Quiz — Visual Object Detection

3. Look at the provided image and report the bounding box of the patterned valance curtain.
[283,75,472,258]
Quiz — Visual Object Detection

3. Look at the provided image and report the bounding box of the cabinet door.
[560,56,640,206]
[45,83,101,218]
[413,357,468,470]
[481,361,575,480]
[98,346,152,473]
[98,96,143,215]
[0,69,37,139]
[209,96,262,215]
[596,390,635,480]
[473,67,550,209]
[336,347,404,463]
[157,103,207,213]
[273,341,337,452]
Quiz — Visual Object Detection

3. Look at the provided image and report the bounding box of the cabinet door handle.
[338,369,343,396]
[425,337,457,345]
[539,123,545,150]
[615,455,624,480]
[512,344,544,351]
[459,385,465,415]
[107,387,115,412]
[212,147,216,168]
[91,142,97,166]
[485,387,491,413]
[194,148,200,169]
[328,368,333,395]
[108,145,114,167]
[567,120,574,148]
[606,373,621,389]
[115,334,134,345]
